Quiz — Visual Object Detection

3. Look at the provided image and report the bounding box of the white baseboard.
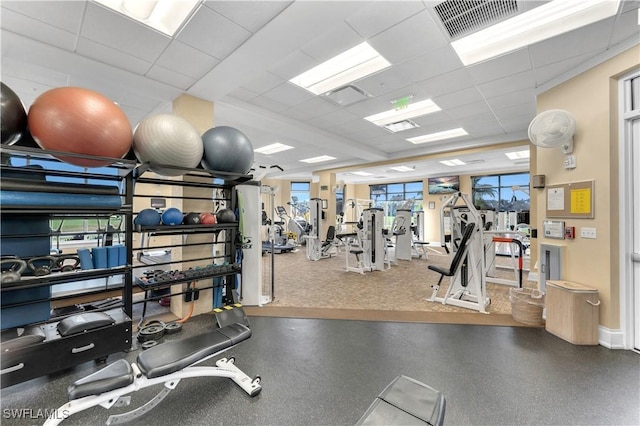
[598,326,626,349]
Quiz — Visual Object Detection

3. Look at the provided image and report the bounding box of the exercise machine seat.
[68,359,133,401]
[428,223,475,277]
[357,375,446,426]
[137,323,251,379]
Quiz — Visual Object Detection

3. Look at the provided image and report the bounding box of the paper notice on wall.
[547,187,564,210]
[570,188,591,214]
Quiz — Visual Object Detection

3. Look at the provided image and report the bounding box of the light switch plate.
[580,227,597,239]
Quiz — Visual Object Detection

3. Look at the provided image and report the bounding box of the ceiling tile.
[251,95,290,113]
[532,51,602,86]
[154,41,220,80]
[1,0,85,33]
[0,7,78,51]
[368,10,449,65]
[485,89,536,112]
[299,22,363,62]
[241,72,283,95]
[307,109,361,129]
[345,1,425,39]
[611,7,640,45]
[433,87,485,110]
[395,45,463,83]
[81,3,171,63]
[290,97,340,119]
[262,82,316,108]
[76,37,152,75]
[446,100,494,120]
[477,70,536,99]
[467,48,532,84]
[118,91,165,112]
[413,68,474,99]
[0,57,70,92]
[529,19,613,68]
[146,65,196,90]
[355,68,414,98]
[225,87,259,103]
[176,6,251,60]
[203,0,292,33]
[268,50,317,81]
[67,75,126,102]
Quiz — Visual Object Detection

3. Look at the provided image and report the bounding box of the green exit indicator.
[391,95,412,110]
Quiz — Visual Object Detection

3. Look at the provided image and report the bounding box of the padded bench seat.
[137,323,251,379]
[66,323,251,400]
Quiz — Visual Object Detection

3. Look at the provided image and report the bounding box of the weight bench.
[44,323,261,426]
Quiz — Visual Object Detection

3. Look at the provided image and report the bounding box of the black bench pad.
[68,359,133,400]
[137,323,251,379]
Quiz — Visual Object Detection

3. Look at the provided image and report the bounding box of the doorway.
[620,71,640,352]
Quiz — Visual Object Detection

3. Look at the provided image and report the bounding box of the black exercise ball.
[183,212,201,225]
[216,208,236,223]
[201,126,254,174]
[1,82,28,145]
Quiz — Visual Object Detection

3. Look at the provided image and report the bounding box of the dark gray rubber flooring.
[1,314,638,425]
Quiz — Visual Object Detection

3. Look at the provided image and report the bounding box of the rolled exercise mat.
[0,178,120,195]
[0,191,121,208]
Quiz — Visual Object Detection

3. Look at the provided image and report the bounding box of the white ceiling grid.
[0,0,638,183]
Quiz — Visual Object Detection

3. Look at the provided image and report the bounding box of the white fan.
[528,109,576,154]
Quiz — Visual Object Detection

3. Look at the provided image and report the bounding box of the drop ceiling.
[1,0,638,183]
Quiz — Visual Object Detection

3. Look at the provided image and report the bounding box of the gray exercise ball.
[201,126,254,174]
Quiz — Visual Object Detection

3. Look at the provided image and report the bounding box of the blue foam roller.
[92,247,108,269]
[1,191,122,208]
[106,246,119,268]
[77,248,93,270]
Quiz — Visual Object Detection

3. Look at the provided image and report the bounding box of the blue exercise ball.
[134,209,161,226]
[161,207,183,225]
[201,126,254,174]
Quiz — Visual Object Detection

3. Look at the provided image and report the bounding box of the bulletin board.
[545,180,595,219]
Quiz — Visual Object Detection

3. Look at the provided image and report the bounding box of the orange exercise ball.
[28,87,133,167]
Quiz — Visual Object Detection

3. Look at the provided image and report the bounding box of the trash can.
[509,288,545,326]
[545,280,600,345]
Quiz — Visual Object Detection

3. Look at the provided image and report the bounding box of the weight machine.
[305,198,337,261]
[345,207,390,274]
[391,202,412,261]
[428,192,490,313]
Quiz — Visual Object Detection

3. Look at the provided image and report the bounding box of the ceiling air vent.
[322,85,371,107]
[433,0,519,39]
[465,159,485,165]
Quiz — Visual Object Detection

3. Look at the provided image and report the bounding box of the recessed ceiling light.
[365,99,441,127]
[94,0,201,36]
[383,120,420,133]
[451,0,621,65]
[255,143,294,155]
[440,159,466,166]
[407,128,468,144]
[299,155,336,164]
[351,171,375,176]
[389,166,414,172]
[289,42,391,95]
[505,150,530,160]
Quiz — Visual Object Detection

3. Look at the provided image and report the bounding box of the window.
[290,181,310,218]
[370,181,423,227]
[472,172,530,212]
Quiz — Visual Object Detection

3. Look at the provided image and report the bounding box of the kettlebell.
[1,258,27,283]
[28,256,57,277]
[56,255,81,272]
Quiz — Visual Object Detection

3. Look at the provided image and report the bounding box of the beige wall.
[534,45,640,329]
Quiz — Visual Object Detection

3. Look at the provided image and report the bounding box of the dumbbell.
[1,258,27,283]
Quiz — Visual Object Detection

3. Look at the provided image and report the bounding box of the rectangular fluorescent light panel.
[505,150,530,160]
[440,159,466,166]
[365,99,441,127]
[255,143,294,155]
[407,128,468,144]
[299,155,336,164]
[384,120,419,133]
[95,0,200,36]
[352,171,375,176]
[390,166,414,172]
[452,0,621,65]
[289,42,391,95]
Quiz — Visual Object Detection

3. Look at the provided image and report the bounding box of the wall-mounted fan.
[528,109,576,154]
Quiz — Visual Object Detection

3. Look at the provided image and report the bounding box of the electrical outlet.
[580,227,597,239]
